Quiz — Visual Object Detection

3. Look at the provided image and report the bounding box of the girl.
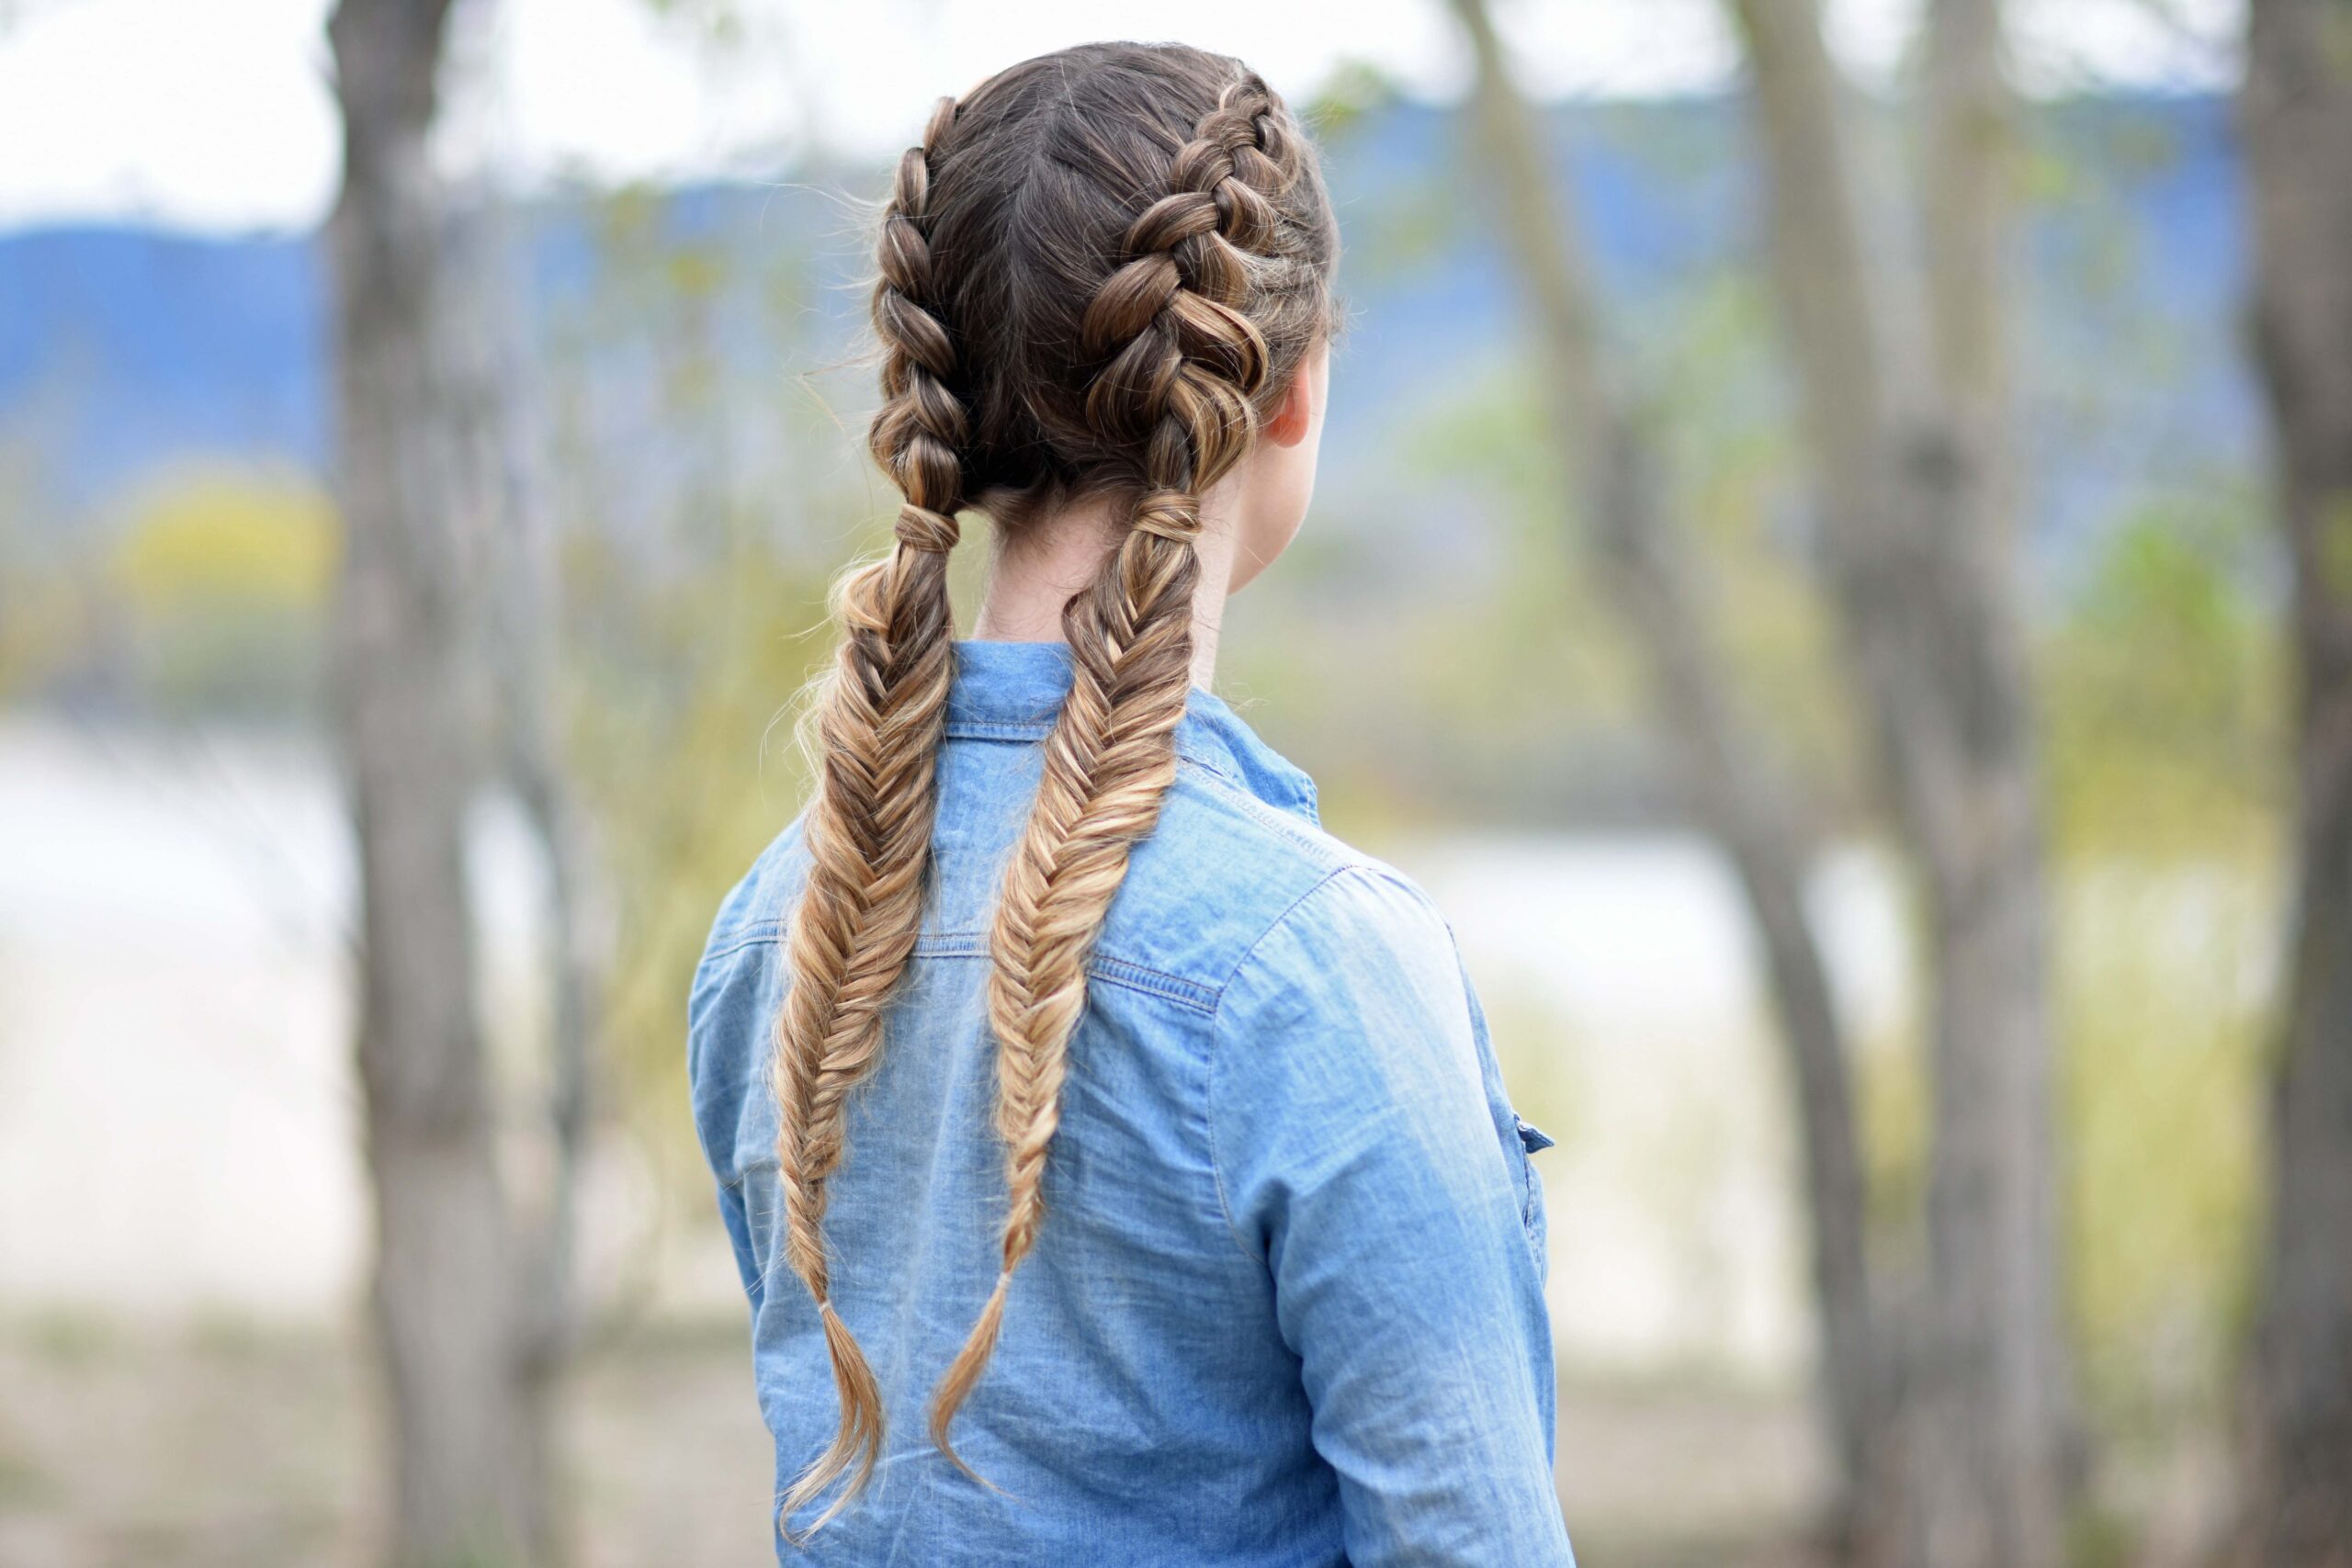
[688,41,1573,1566]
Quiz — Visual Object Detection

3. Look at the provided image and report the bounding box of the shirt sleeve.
[1209,864,1574,1568]
[685,857,786,1325]
[713,1175,766,1314]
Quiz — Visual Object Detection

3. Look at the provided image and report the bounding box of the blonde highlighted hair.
[769,42,1339,1535]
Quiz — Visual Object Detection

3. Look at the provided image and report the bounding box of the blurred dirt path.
[0,1325,1824,1567]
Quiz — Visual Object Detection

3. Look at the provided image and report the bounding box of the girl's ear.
[1264,359,1318,448]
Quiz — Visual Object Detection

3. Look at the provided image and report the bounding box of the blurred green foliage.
[567,528,832,1194]
[541,186,858,1200]
[110,469,334,611]
[2046,496,2278,861]
[0,465,335,712]
[2042,494,2278,1431]
[106,468,334,716]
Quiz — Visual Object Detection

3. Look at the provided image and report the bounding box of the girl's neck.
[970,492,1233,691]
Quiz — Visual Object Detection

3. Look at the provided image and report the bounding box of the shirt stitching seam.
[944,719,1053,739]
[1181,764,1330,852]
[1204,864,1354,1264]
[699,930,779,965]
[1175,743,1245,791]
[943,721,1248,788]
[941,715,1295,806]
[698,926,1219,1014]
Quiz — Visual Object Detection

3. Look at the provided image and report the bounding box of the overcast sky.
[0,0,2242,233]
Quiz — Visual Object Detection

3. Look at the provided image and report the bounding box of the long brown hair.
[771,41,1339,1532]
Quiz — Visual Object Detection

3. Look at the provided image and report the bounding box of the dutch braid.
[927,77,1305,1464]
[771,94,965,1535]
[762,46,1335,1523]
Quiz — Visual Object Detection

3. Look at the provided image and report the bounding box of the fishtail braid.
[771,93,966,1535]
[926,75,1306,1465]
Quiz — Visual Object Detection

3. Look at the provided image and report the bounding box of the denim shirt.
[689,639,1573,1566]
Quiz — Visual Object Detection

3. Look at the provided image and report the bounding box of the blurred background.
[4,0,2347,1565]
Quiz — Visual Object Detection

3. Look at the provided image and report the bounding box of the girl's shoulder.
[693,814,808,974]
[1094,760,1460,1010]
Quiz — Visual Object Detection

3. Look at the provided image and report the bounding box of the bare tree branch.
[1728,2,2070,1563]
[1446,3,1885,1551]
[326,0,549,1561]
[2240,2,2352,1561]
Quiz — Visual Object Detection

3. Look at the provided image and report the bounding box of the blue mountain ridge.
[0,95,2253,560]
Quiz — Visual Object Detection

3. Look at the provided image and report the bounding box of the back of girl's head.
[769,42,1338,1539]
[917,42,1338,519]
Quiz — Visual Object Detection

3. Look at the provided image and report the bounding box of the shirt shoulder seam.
[1174,757,1334,860]
[1204,863,1355,1264]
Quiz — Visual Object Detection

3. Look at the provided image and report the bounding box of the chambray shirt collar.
[944,638,1320,827]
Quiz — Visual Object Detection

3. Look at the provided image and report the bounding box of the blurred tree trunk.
[2241,2,2352,1562]
[1727,3,2069,1565]
[456,192,607,1566]
[1446,3,1886,1554]
[325,1,539,1562]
